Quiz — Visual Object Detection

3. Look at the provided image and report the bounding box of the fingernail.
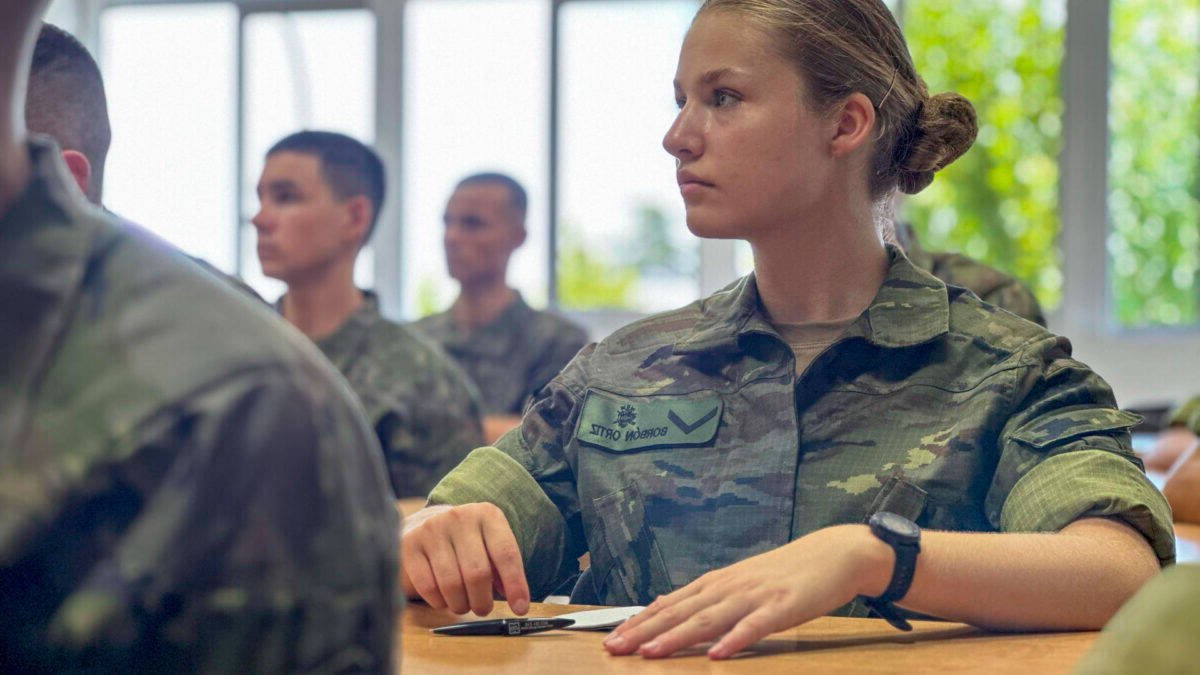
[605,635,626,650]
[639,641,660,655]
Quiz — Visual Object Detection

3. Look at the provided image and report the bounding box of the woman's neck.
[750,199,889,325]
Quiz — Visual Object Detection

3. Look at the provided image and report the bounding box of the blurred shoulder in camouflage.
[889,219,1046,326]
[415,293,588,415]
[1,138,398,672]
[1072,564,1200,674]
[1169,394,1200,434]
[314,291,485,497]
[431,246,1171,607]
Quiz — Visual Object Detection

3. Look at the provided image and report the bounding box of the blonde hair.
[698,0,977,197]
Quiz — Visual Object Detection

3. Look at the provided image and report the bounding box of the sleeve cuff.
[1001,449,1176,566]
[427,447,567,595]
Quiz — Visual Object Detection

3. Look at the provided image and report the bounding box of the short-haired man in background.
[26,22,261,300]
[254,130,484,497]
[1,7,398,671]
[416,173,589,442]
[24,22,110,204]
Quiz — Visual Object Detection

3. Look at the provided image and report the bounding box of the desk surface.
[400,602,1099,674]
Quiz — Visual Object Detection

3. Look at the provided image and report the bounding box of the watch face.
[873,511,920,540]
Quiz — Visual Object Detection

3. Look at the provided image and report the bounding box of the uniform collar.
[273,289,383,362]
[673,245,949,355]
[0,136,105,448]
[436,291,533,354]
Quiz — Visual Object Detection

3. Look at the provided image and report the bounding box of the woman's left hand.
[603,523,892,659]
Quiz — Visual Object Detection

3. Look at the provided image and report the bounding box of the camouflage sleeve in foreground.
[428,345,596,599]
[992,335,1175,565]
[1169,395,1200,434]
[380,348,485,499]
[1071,564,1200,674]
[41,367,400,673]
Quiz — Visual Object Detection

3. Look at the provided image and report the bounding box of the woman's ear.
[829,92,876,158]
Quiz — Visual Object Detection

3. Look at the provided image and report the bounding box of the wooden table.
[399,602,1099,674]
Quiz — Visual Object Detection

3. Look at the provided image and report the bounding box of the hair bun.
[896,92,978,194]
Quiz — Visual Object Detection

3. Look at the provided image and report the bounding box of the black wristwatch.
[861,511,921,631]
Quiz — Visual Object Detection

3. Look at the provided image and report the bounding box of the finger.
[605,589,721,656]
[707,607,785,660]
[612,583,703,637]
[449,522,498,616]
[402,539,448,609]
[480,513,530,614]
[637,598,752,659]
[426,533,471,614]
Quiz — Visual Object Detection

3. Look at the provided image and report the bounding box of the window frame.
[72,0,1200,406]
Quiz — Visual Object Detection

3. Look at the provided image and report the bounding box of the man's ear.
[60,149,91,197]
[829,92,876,158]
[343,194,373,247]
[512,223,528,250]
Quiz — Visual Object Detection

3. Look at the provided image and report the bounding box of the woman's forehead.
[676,12,794,85]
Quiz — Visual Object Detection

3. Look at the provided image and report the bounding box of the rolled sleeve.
[428,446,567,596]
[1001,449,1175,566]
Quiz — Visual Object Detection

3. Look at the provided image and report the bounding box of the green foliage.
[1108,0,1200,326]
[557,227,638,309]
[632,203,697,277]
[902,0,1066,310]
[415,276,445,318]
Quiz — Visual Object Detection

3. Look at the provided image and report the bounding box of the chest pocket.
[574,389,723,453]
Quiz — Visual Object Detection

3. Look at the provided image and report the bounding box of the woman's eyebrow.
[673,67,741,91]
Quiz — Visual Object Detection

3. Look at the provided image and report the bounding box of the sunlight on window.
[1109,0,1200,327]
[903,0,1066,311]
[402,0,550,318]
[557,1,699,312]
[100,5,238,270]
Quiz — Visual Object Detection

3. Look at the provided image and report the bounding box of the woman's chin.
[685,214,747,240]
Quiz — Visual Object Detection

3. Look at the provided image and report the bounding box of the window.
[1108,0,1200,327]
[402,0,550,317]
[555,0,699,312]
[901,0,1067,310]
[100,4,238,270]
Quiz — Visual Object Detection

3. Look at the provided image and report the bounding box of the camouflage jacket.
[430,246,1173,607]
[0,139,399,673]
[1073,564,1200,674]
[414,294,589,415]
[306,292,484,498]
[906,239,1046,327]
[1169,395,1200,434]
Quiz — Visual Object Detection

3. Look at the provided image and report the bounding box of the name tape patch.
[576,390,723,452]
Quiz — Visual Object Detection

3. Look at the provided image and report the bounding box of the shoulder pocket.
[574,389,722,453]
[1011,408,1141,450]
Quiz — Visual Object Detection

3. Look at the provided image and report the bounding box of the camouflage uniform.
[299,292,485,498]
[899,222,1046,327]
[429,246,1174,607]
[0,138,398,673]
[414,294,589,415]
[1169,395,1200,434]
[1072,564,1200,674]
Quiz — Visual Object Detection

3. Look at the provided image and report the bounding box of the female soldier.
[401,0,1173,660]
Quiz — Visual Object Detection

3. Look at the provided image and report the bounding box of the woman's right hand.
[400,503,531,616]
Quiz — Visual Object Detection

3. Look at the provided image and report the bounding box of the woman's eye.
[714,90,737,107]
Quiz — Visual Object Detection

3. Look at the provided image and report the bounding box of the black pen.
[432,617,575,636]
